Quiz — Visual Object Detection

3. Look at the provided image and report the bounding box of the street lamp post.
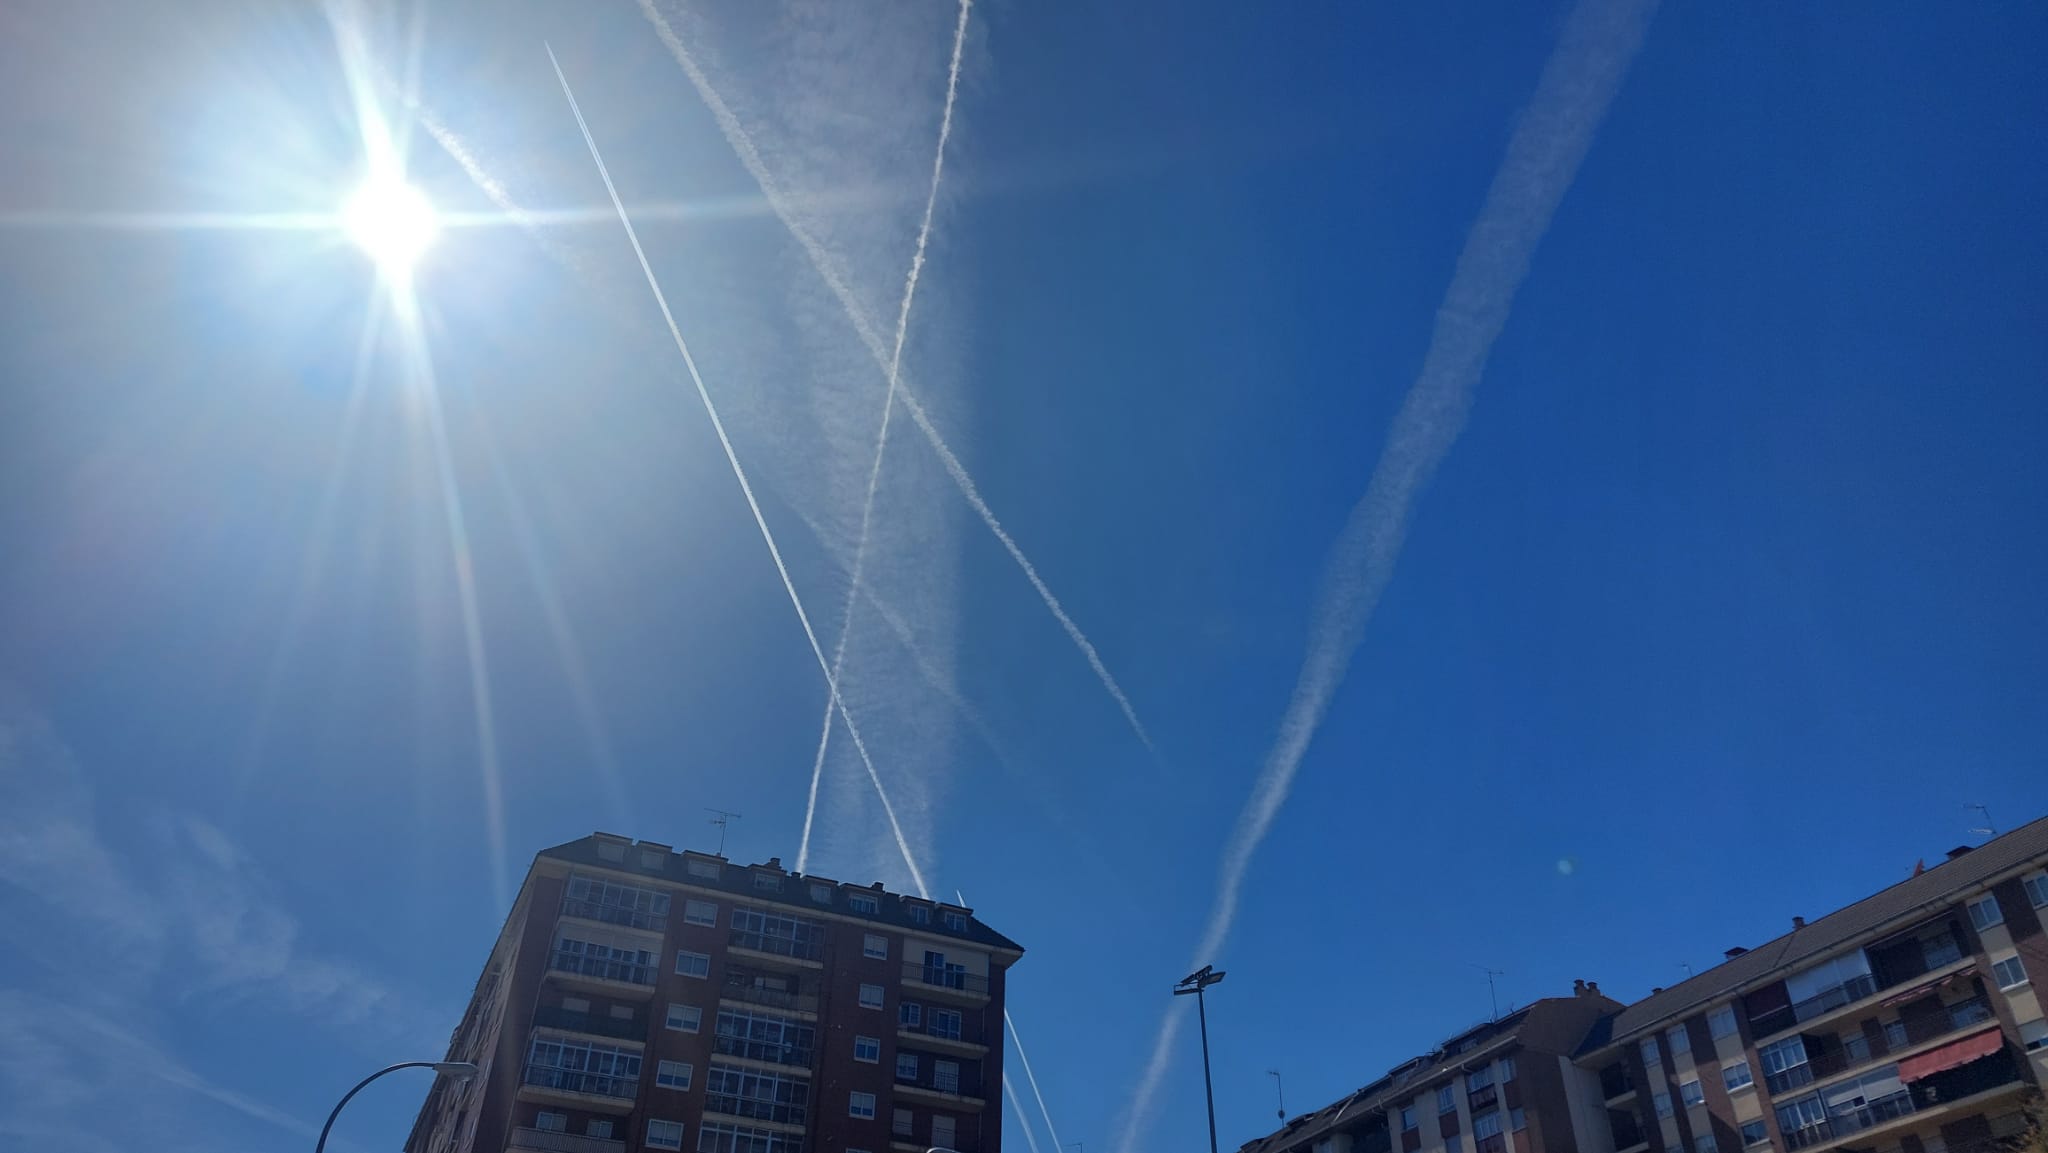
[1175,965,1227,1153]
[315,1060,479,1153]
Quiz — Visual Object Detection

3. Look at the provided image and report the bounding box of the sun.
[342,172,438,280]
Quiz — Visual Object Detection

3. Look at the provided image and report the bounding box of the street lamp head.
[433,1062,481,1081]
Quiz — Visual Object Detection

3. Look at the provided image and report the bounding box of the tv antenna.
[1680,962,1695,979]
[1472,965,1506,1020]
[1965,803,1996,840]
[1267,1069,1285,1122]
[706,808,742,856]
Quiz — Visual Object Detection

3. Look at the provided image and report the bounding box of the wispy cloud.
[637,0,1156,755]
[1114,1,1658,1147]
[546,44,931,899]
[799,0,975,875]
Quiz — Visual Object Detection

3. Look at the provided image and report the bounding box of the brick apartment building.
[405,834,1023,1153]
[1242,817,2048,1153]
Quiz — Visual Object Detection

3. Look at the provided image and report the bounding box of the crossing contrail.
[637,0,1155,756]
[1114,1,1658,1149]
[798,0,974,875]
[1005,1073,1048,1153]
[1007,1007,1066,1153]
[548,44,929,899]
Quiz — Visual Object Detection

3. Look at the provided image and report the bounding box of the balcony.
[1778,1047,2023,1153]
[533,1005,646,1042]
[548,949,658,995]
[903,962,989,999]
[1600,1064,1636,1101]
[508,1127,626,1153]
[1764,998,1997,1093]
[520,1065,638,1110]
[1468,1085,1498,1113]
[899,1016,989,1051]
[713,1033,815,1068]
[729,929,824,964]
[722,972,819,1015]
[561,896,667,934]
[1783,1090,1918,1150]
[1755,931,1968,1040]
[704,1092,809,1127]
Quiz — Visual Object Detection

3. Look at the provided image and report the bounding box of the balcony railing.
[904,962,989,995]
[522,1064,638,1100]
[510,1126,626,1153]
[550,949,657,987]
[705,1093,809,1127]
[1781,1089,1916,1150]
[722,974,819,1014]
[729,930,824,961]
[561,896,668,933]
[1468,1085,1498,1113]
[1766,998,1997,1092]
[713,1034,814,1068]
[901,1016,986,1046]
[533,1005,645,1042]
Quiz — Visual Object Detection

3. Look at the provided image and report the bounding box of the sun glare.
[342,173,437,279]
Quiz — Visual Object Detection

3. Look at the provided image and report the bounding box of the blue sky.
[3,1,2046,1151]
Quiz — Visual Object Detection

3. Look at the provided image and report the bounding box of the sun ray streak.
[636,0,1156,757]
[796,0,973,874]
[546,44,929,899]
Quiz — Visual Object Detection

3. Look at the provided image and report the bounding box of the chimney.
[1586,981,1600,996]
[765,856,783,870]
[1651,987,1664,995]
[1945,845,1974,861]
[1791,916,1806,930]
[1724,946,1748,960]
[1574,979,1588,996]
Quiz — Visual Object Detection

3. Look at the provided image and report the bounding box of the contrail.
[798,0,974,874]
[1114,1,1657,1148]
[547,44,929,900]
[1005,1073,1048,1153]
[637,0,1155,755]
[1007,1007,1066,1153]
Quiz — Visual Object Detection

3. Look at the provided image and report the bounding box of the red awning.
[1897,1027,2004,1083]
[1882,968,1975,1007]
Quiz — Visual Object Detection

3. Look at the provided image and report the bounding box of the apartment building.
[1236,987,1625,1153]
[405,834,1023,1153]
[1576,816,2048,1153]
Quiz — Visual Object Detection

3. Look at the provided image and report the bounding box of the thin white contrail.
[956,889,1065,1153]
[1114,1,1658,1149]
[1005,1073,1048,1153]
[547,44,929,899]
[637,0,1155,755]
[798,0,973,874]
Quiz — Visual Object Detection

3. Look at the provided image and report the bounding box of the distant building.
[1244,818,2048,1153]
[1575,816,2048,1153]
[405,833,1023,1153]
[1235,987,1624,1153]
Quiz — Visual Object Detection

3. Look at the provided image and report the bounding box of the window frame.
[849,1091,877,1119]
[536,1112,568,1133]
[1653,1092,1673,1119]
[1639,1037,1661,1071]
[1509,1108,1526,1133]
[646,1119,685,1151]
[1679,1079,1704,1108]
[667,1003,703,1033]
[848,893,880,915]
[2024,872,2048,909]
[1708,1005,1739,1040]
[1437,1085,1456,1114]
[683,899,718,927]
[864,934,889,960]
[1723,1059,1754,1092]
[1992,953,2029,990]
[657,1060,694,1090]
[675,950,711,978]
[1667,1026,1691,1056]
[1967,893,2004,931]
[859,983,885,1009]
[854,1035,881,1063]
[897,1053,920,1080]
[1401,1107,1418,1132]
[1740,1121,1770,1148]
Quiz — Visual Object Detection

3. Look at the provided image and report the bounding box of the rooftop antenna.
[706,808,742,856]
[1680,962,1694,979]
[1965,803,1996,840]
[1267,1070,1285,1122]
[1472,965,1505,1020]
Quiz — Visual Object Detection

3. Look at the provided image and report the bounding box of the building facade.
[1243,817,2048,1153]
[405,834,1023,1153]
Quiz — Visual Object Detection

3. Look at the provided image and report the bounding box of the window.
[900,1002,923,1029]
[564,873,671,931]
[730,907,823,960]
[706,1064,811,1126]
[700,1122,799,1153]
[911,905,931,925]
[1653,1092,1673,1119]
[1499,1056,1516,1082]
[684,899,718,927]
[753,872,782,892]
[1741,1121,1769,1147]
[1723,1060,1754,1092]
[1680,1079,1704,1108]
[1708,1005,1738,1039]
[848,892,879,914]
[1992,954,2029,990]
[944,911,969,932]
[849,1092,877,1119]
[859,983,884,1009]
[1667,1026,1690,1056]
[933,1060,959,1093]
[1639,1038,1661,1072]
[676,950,711,978]
[536,1112,568,1133]
[668,1003,703,1033]
[897,1053,920,1080]
[687,858,720,879]
[526,1035,641,1098]
[2020,1018,2047,1052]
[1696,1135,1718,1153]
[854,1035,881,1063]
[714,1008,817,1066]
[1402,1107,1418,1132]
[932,1116,957,1149]
[597,840,627,862]
[560,997,590,1013]
[894,1108,915,1137]
[1510,1109,1526,1133]
[588,1121,614,1140]
[1968,894,2004,931]
[641,849,666,869]
[2025,872,2048,909]
[1438,1085,1457,1113]
[1475,1113,1503,1140]
[864,934,889,959]
[1447,1136,1464,1153]
[930,1007,963,1041]
[1467,1067,1494,1093]
[647,1119,684,1150]
[658,1060,694,1090]
[1758,1037,1807,1077]
[810,882,833,904]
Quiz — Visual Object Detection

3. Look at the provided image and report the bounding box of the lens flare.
[342,173,437,279]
